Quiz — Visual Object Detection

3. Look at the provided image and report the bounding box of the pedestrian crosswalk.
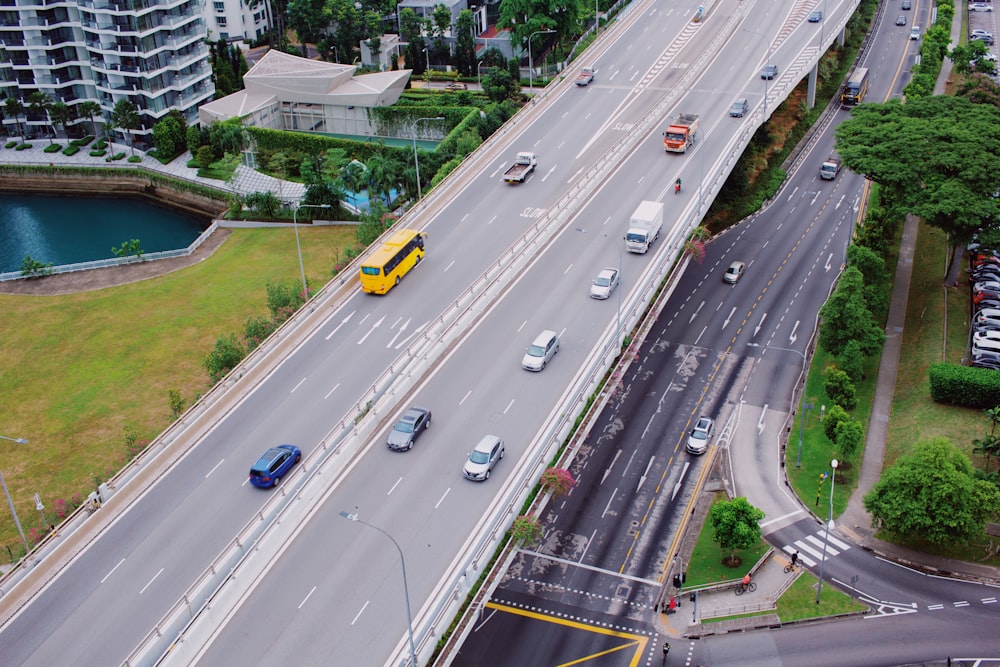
[782,530,851,567]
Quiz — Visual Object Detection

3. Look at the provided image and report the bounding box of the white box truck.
[624,200,664,253]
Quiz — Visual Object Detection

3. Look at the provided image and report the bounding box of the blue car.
[249,444,302,488]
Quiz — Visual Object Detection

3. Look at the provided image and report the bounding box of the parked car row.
[970,248,1000,368]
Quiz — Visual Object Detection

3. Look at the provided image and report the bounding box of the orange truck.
[662,114,700,153]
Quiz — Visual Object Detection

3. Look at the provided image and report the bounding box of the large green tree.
[818,266,885,357]
[835,96,1000,250]
[497,0,577,59]
[454,10,477,75]
[863,438,1000,545]
[286,0,330,45]
[709,496,765,562]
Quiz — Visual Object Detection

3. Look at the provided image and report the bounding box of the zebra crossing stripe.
[790,541,824,561]
[805,534,840,555]
[825,533,851,551]
[782,544,817,567]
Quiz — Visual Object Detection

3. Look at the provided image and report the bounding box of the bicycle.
[734,580,757,596]
[783,562,797,573]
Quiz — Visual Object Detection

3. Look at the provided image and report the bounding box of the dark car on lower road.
[249,444,302,488]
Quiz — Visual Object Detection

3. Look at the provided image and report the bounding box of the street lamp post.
[527,29,555,96]
[816,459,838,603]
[291,203,331,300]
[747,342,809,467]
[412,116,444,201]
[339,511,416,667]
[477,61,485,89]
[0,435,30,554]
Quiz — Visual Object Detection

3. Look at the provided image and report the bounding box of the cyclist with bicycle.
[742,573,751,588]
[791,551,799,568]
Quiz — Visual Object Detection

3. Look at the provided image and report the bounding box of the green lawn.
[0,226,355,554]
[684,494,769,587]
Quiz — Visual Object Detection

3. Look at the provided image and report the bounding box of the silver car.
[463,435,504,481]
[686,417,714,455]
[522,329,560,371]
[590,267,620,299]
[386,406,431,451]
[723,261,746,284]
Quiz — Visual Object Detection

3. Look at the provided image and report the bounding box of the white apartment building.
[0,0,215,143]
[203,0,269,45]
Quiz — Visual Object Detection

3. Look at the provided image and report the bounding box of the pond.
[0,193,208,273]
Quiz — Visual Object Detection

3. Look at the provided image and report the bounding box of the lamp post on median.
[339,511,416,667]
[815,458,838,604]
[746,342,810,467]
[412,116,444,201]
[527,29,555,96]
[291,203,332,300]
[0,435,30,555]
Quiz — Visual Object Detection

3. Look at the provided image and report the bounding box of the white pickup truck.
[503,152,537,183]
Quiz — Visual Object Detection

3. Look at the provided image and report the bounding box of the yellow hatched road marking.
[485,602,650,667]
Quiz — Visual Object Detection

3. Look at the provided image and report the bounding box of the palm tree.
[77,100,102,140]
[50,101,75,142]
[111,98,140,155]
[3,95,25,139]
[27,91,53,144]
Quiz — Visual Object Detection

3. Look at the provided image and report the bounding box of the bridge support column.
[838,26,846,48]
[807,62,818,109]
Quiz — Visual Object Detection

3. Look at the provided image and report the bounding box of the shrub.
[62,145,80,156]
[243,315,277,351]
[508,515,542,546]
[837,340,866,383]
[15,143,31,151]
[540,467,576,496]
[929,362,1000,408]
[195,145,215,168]
[71,135,95,147]
[127,155,141,163]
[4,141,16,149]
[43,143,61,153]
[204,333,246,383]
[90,149,107,157]
[111,152,126,161]
[94,139,107,149]
[19,254,53,278]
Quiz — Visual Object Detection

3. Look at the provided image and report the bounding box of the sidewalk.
[0,138,305,201]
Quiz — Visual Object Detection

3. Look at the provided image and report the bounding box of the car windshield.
[395,421,414,433]
[692,430,707,440]
[527,344,545,357]
[470,450,490,464]
[595,276,611,287]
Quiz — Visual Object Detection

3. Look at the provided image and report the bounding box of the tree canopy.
[497,0,578,59]
[863,438,1000,545]
[709,496,764,560]
[818,266,884,357]
[835,96,1000,246]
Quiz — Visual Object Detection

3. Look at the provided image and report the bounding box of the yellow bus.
[359,229,427,294]
[841,67,869,107]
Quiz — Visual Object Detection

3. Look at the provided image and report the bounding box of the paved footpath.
[0,138,305,200]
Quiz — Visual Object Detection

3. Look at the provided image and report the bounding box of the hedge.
[929,362,1000,408]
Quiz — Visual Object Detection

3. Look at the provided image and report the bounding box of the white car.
[974,330,1000,345]
[686,417,714,455]
[521,329,560,371]
[970,3,993,11]
[462,435,504,481]
[910,26,920,40]
[974,337,1000,353]
[590,267,620,299]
